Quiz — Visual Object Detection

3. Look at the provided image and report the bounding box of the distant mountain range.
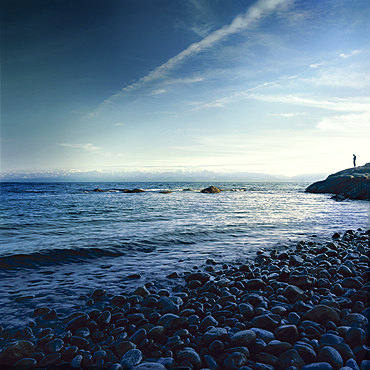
[0,169,328,183]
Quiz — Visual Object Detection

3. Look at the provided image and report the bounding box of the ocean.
[0,181,369,330]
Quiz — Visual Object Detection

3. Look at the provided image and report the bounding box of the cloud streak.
[248,94,370,112]
[272,112,306,117]
[339,50,361,59]
[129,0,291,86]
[317,112,370,134]
[59,143,102,152]
[86,0,293,118]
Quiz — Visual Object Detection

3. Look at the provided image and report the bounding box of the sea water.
[1,181,369,329]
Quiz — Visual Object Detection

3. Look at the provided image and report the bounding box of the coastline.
[0,229,369,369]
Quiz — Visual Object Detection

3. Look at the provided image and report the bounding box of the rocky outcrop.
[306,163,370,200]
[201,186,222,193]
[91,188,145,193]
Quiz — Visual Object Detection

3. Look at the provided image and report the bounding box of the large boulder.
[201,186,221,193]
[306,163,370,200]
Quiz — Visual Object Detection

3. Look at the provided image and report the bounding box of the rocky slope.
[306,163,370,200]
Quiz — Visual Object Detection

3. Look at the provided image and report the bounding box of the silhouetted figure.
[353,154,356,167]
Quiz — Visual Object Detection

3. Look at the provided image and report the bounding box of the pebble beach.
[0,228,369,370]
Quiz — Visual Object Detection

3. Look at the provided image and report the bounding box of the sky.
[1,0,370,181]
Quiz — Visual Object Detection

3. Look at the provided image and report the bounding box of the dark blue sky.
[1,0,369,180]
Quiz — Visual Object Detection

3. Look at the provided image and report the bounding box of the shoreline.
[0,229,369,369]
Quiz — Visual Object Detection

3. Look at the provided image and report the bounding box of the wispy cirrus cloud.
[85,0,293,119]
[191,78,285,110]
[272,112,306,117]
[124,0,292,88]
[59,143,102,152]
[317,111,370,134]
[309,61,326,68]
[248,94,370,112]
[339,50,361,59]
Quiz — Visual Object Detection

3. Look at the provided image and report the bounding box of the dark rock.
[111,295,127,306]
[126,189,145,193]
[82,354,94,368]
[353,344,370,363]
[130,328,147,345]
[318,346,343,370]
[294,343,317,363]
[303,305,340,324]
[71,335,89,349]
[230,330,257,347]
[342,278,363,290]
[62,346,78,362]
[284,285,307,302]
[289,275,314,290]
[250,328,275,343]
[10,357,37,368]
[0,340,35,365]
[345,358,360,370]
[305,164,370,200]
[38,352,62,367]
[245,278,267,290]
[330,343,356,363]
[274,325,300,344]
[223,352,248,370]
[185,272,210,284]
[201,186,221,193]
[239,303,254,320]
[115,340,137,358]
[255,352,279,367]
[177,347,202,369]
[203,354,219,369]
[120,349,143,368]
[65,313,89,331]
[341,313,368,328]
[252,314,281,331]
[199,315,218,332]
[278,349,305,369]
[132,364,167,369]
[200,327,228,346]
[70,354,83,368]
[320,333,345,346]
[147,326,166,342]
[265,340,293,356]
[225,346,250,358]
[98,310,112,324]
[338,265,354,277]
[92,331,105,343]
[75,326,90,338]
[288,312,301,326]
[208,339,225,355]
[301,363,333,370]
[159,296,179,314]
[44,338,64,354]
[346,327,367,348]
[290,255,304,266]
[254,364,274,370]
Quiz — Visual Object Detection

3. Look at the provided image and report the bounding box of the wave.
[0,247,125,270]
[0,232,204,270]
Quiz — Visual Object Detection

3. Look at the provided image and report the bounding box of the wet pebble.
[120,349,143,368]
[0,229,369,370]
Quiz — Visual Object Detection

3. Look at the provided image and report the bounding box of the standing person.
[353,154,356,167]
